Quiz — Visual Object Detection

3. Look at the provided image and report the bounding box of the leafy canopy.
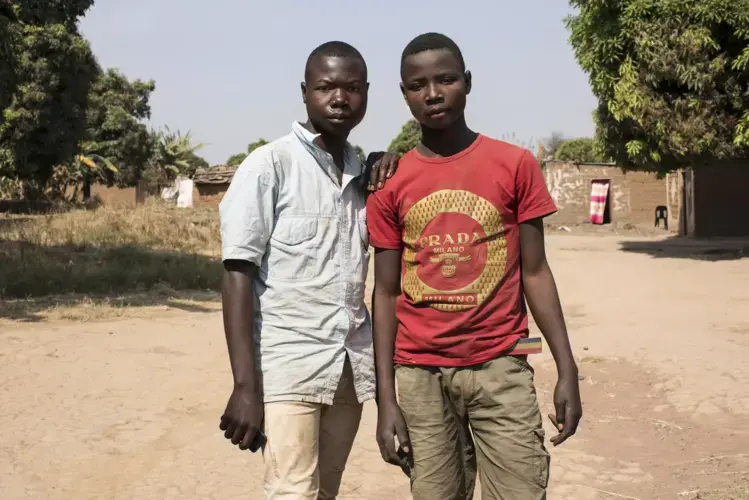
[388,120,421,155]
[80,68,156,188]
[0,0,98,195]
[567,0,749,172]
[555,138,609,163]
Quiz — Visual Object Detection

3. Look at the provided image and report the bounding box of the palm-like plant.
[74,141,119,200]
[154,127,205,179]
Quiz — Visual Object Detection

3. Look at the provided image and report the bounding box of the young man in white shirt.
[218,41,399,499]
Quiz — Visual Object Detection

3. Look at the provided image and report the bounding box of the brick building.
[680,160,749,238]
[543,161,680,230]
[192,165,237,205]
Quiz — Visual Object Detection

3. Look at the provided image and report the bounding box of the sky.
[78,0,597,165]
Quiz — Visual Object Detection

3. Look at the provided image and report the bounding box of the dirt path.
[2,235,749,499]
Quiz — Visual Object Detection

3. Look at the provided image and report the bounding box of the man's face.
[303,56,368,138]
[400,49,470,129]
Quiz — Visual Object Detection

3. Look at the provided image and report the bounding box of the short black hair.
[400,32,466,77]
[305,41,367,82]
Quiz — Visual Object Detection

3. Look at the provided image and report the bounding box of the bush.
[555,138,608,163]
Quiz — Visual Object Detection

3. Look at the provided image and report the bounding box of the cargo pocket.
[532,427,551,489]
[267,216,318,281]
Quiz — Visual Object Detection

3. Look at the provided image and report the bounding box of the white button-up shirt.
[219,122,374,405]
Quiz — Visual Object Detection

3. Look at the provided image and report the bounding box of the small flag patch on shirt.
[508,337,543,355]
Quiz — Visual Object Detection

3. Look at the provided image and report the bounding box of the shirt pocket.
[267,216,318,281]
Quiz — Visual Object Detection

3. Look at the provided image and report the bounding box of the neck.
[418,115,477,158]
[303,120,347,158]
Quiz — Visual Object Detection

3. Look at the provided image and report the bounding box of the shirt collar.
[291,121,365,178]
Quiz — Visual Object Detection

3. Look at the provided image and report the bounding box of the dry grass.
[692,486,749,500]
[0,200,223,319]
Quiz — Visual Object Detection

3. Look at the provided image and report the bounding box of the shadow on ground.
[0,240,222,322]
[0,290,221,323]
[619,236,749,261]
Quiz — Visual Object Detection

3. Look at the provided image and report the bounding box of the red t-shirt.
[366,135,557,367]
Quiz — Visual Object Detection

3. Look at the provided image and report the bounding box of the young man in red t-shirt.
[367,32,582,499]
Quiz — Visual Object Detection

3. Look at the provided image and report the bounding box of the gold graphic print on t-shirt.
[402,189,507,312]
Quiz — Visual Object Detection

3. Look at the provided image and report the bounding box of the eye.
[439,75,458,84]
[347,85,360,92]
[316,85,331,92]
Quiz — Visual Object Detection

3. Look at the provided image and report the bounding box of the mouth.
[426,108,450,118]
[327,115,353,123]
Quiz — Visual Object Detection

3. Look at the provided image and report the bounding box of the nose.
[425,83,443,105]
[331,88,347,107]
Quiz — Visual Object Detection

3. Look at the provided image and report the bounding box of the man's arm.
[520,217,582,446]
[372,248,411,466]
[217,148,277,451]
[373,249,401,404]
[219,260,265,450]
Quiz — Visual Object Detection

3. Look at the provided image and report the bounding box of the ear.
[366,82,370,91]
[400,82,407,101]
[301,82,308,104]
[464,70,472,95]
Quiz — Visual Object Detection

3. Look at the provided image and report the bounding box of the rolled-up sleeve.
[219,148,277,265]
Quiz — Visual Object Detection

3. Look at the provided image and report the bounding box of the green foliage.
[226,139,270,166]
[80,68,156,189]
[13,0,94,28]
[0,23,98,194]
[388,120,421,155]
[153,128,205,179]
[226,153,247,166]
[567,0,749,172]
[247,138,268,154]
[0,1,99,196]
[555,138,609,163]
[187,151,209,171]
[0,10,18,119]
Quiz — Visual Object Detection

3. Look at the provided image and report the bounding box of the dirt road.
[2,235,749,499]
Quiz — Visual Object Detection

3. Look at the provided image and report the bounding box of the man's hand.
[548,373,582,446]
[376,399,412,468]
[220,384,265,450]
[366,152,399,191]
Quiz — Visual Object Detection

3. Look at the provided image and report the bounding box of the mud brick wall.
[195,183,229,205]
[543,161,673,228]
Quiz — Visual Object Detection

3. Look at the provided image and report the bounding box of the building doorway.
[590,179,611,225]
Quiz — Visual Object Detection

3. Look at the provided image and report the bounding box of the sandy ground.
[2,234,749,500]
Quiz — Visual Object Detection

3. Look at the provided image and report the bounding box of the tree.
[226,153,246,166]
[353,145,365,162]
[247,138,269,154]
[153,128,206,179]
[70,148,119,201]
[555,138,608,163]
[0,7,17,120]
[13,0,94,27]
[388,120,421,155]
[77,68,156,195]
[187,151,209,171]
[543,131,566,159]
[567,0,749,172]
[226,139,269,167]
[0,2,98,196]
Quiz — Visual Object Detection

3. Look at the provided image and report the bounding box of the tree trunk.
[82,179,91,201]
